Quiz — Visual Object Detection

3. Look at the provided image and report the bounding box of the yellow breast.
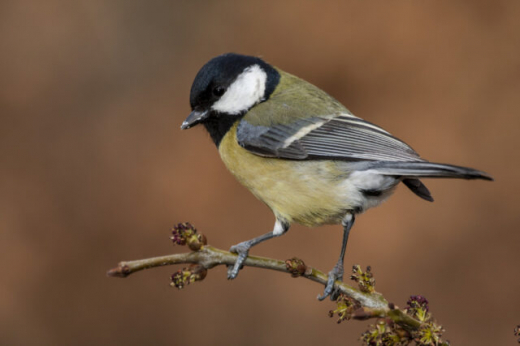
[218,123,353,227]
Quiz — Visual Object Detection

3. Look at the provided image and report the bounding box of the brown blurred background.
[1,1,519,345]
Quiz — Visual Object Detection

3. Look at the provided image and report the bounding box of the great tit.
[181,53,492,300]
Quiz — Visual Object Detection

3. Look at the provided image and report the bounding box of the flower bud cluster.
[328,294,357,323]
[171,264,208,289]
[171,222,207,251]
[285,257,307,277]
[350,265,375,293]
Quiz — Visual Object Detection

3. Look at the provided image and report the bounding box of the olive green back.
[243,69,351,127]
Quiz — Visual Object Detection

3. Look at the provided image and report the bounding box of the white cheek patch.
[212,65,267,115]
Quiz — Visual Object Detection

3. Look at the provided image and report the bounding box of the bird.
[180,53,492,300]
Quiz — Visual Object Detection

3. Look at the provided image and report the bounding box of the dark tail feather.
[369,161,494,181]
[402,178,434,202]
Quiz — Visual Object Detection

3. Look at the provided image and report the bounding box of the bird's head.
[181,53,280,130]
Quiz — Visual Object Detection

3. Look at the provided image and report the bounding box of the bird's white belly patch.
[349,170,395,190]
[338,170,398,212]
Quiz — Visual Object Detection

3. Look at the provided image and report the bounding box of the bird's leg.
[318,213,355,301]
[227,219,289,280]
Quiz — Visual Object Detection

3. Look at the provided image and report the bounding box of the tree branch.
[107,223,448,345]
[108,245,418,324]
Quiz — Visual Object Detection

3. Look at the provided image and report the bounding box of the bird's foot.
[317,263,344,301]
[227,242,250,279]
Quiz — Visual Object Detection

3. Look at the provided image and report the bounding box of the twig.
[108,245,418,328]
[107,223,449,345]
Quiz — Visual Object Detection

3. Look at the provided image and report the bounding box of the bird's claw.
[227,242,250,279]
[317,265,344,301]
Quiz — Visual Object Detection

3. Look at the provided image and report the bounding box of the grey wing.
[236,114,424,162]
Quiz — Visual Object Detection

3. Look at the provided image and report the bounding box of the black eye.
[212,86,225,97]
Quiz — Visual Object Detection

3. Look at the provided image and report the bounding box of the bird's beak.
[181,110,209,130]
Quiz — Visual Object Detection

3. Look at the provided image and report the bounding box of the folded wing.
[236,114,423,162]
